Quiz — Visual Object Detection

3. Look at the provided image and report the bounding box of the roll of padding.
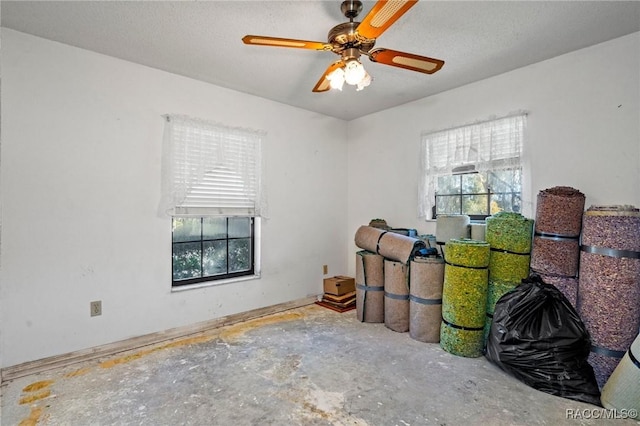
[484,280,518,342]
[409,257,444,343]
[484,212,534,341]
[436,215,470,255]
[486,212,534,282]
[538,273,578,308]
[384,259,410,332]
[470,223,486,241]
[530,187,585,277]
[578,205,640,388]
[355,225,426,264]
[441,239,490,357]
[530,237,580,277]
[355,251,385,323]
[535,186,585,236]
[601,333,640,411]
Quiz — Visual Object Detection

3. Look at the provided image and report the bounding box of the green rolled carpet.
[484,212,534,343]
[441,239,490,358]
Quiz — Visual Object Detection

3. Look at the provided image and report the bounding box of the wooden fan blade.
[356,0,418,40]
[242,35,331,51]
[312,61,345,92]
[369,48,444,74]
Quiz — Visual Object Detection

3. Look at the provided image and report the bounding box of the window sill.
[171,273,261,292]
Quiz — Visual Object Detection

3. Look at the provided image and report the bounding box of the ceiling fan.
[242,0,444,92]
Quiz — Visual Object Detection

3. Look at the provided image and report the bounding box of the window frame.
[171,216,255,287]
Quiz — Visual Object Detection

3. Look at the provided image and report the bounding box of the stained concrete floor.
[2,304,638,426]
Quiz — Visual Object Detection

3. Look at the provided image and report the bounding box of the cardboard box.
[323,275,356,296]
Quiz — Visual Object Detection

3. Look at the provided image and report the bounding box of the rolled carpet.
[409,257,444,343]
[534,186,585,236]
[601,333,640,412]
[355,225,426,264]
[436,215,470,256]
[470,223,486,241]
[384,259,410,333]
[530,237,580,277]
[441,239,490,358]
[578,205,640,388]
[484,212,534,342]
[355,251,385,323]
[486,212,534,282]
[530,186,585,278]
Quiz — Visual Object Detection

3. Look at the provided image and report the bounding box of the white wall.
[347,32,640,277]
[0,29,349,368]
[2,28,639,369]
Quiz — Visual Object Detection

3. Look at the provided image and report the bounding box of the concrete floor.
[2,304,638,426]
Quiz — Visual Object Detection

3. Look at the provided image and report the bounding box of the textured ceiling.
[2,1,639,121]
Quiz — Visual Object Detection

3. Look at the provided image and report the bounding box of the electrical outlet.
[90,300,102,317]
[323,265,328,275]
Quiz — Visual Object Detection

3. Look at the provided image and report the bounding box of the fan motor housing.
[328,22,375,53]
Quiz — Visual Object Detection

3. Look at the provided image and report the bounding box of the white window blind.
[418,113,526,219]
[159,115,266,217]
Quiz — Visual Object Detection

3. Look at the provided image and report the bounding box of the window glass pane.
[203,240,227,276]
[461,173,486,194]
[173,242,201,280]
[462,194,489,215]
[229,217,251,238]
[491,193,522,214]
[229,238,252,273]
[488,169,521,193]
[436,195,461,215]
[172,218,201,242]
[436,175,460,195]
[203,217,227,240]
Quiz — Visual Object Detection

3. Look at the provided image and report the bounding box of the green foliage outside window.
[435,170,521,219]
[172,217,253,285]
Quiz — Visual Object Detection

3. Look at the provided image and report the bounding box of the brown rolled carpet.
[384,259,410,333]
[530,186,584,278]
[409,257,444,343]
[355,250,385,323]
[355,225,426,264]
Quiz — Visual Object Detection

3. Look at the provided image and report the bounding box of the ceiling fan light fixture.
[327,67,345,90]
[343,58,366,85]
[243,0,445,94]
[356,71,371,91]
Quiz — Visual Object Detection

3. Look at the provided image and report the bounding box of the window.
[419,113,526,220]
[434,169,521,220]
[172,217,254,286]
[160,115,265,287]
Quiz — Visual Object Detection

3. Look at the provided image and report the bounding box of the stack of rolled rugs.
[577,205,640,388]
[440,239,490,357]
[530,186,585,307]
[354,226,427,324]
[484,212,534,342]
[601,333,640,411]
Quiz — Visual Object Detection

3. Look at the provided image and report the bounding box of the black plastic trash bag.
[485,275,601,405]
